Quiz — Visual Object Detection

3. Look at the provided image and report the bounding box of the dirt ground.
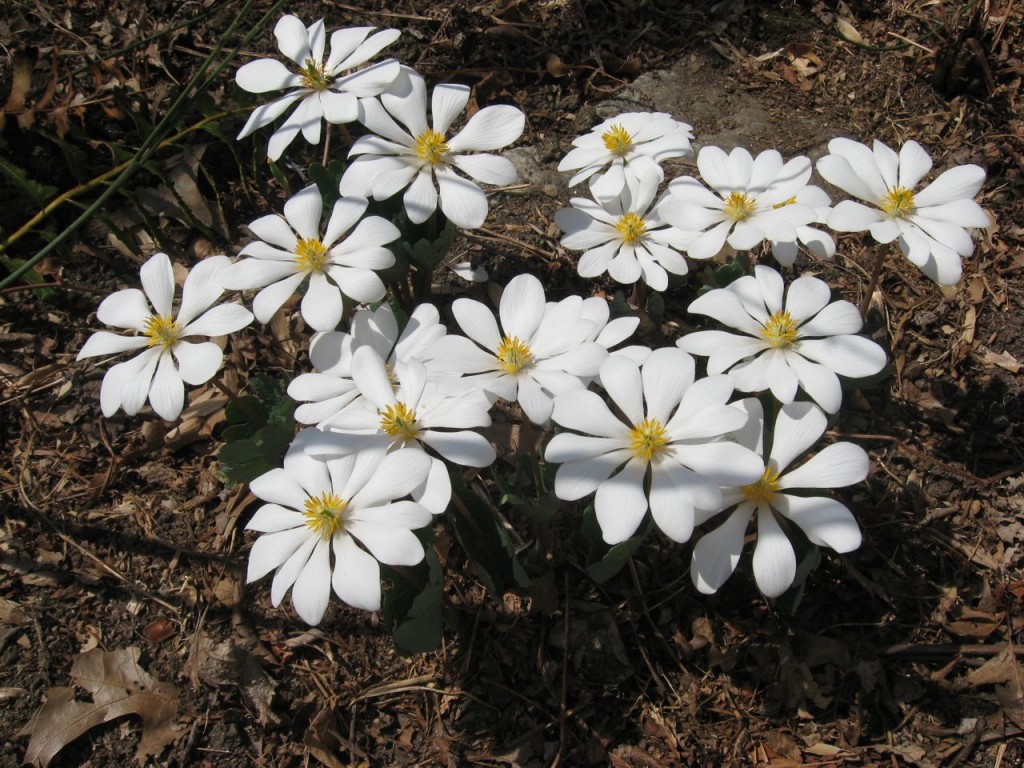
[2,1,1023,766]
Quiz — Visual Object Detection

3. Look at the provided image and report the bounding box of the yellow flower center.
[628,418,669,462]
[303,492,347,539]
[299,59,332,91]
[414,129,450,166]
[615,212,647,246]
[294,238,328,272]
[496,335,534,375]
[602,124,633,157]
[880,186,916,218]
[379,401,420,442]
[741,465,781,505]
[723,191,758,222]
[143,314,181,350]
[760,310,800,349]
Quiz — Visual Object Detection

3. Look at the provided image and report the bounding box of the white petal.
[351,448,432,507]
[430,83,469,135]
[797,335,887,378]
[914,164,985,208]
[246,526,309,583]
[752,508,795,598]
[452,153,519,185]
[780,442,869,489]
[250,466,308,509]
[599,355,644,425]
[332,534,381,611]
[550,390,628,438]
[436,165,488,229]
[147,351,184,421]
[301,273,344,332]
[119,347,161,416]
[172,341,222,385]
[898,140,932,189]
[419,429,496,467]
[77,331,149,360]
[140,252,175,317]
[447,105,525,152]
[691,505,752,594]
[291,537,332,625]
[767,401,826,472]
[275,15,313,65]
[594,458,649,544]
[181,255,233,325]
[403,170,439,224]
[253,273,306,323]
[776,494,861,552]
[500,273,545,343]
[553,449,630,500]
[348,517,426,566]
[96,288,150,331]
[246,503,304,533]
[235,58,300,93]
[284,185,324,241]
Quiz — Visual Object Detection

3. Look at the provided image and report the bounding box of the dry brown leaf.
[967,646,1021,687]
[22,647,181,767]
[979,348,1021,373]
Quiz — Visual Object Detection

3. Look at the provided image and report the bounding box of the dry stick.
[859,244,889,319]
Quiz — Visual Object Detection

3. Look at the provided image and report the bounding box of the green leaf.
[218,375,296,484]
[710,253,749,289]
[583,506,652,584]
[0,157,58,208]
[450,474,529,594]
[0,256,56,298]
[219,422,293,485]
[308,160,346,209]
[382,536,443,655]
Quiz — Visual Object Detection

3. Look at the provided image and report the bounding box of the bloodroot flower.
[663,146,817,261]
[245,429,433,623]
[546,348,764,545]
[77,252,253,421]
[235,15,401,161]
[340,68,525,229]
[222,184,399,332]
[677,266,886,414]
[691,399,866,598]
[555,167,692,290]
[430,274,608,425]
[817,137,989,285]
[558,111,694,201]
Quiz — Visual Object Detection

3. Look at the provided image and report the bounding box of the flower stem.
[859,245,888,320]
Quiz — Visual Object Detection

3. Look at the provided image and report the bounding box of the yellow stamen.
[303,492,347,539]
[615,212,647,246]
[143,315,181,350]
[723,191,758,222]
[294,238,328,272]
[414,129,450,166]
[628,418,669,462]
[760,310,800,349]
[299,59,331,91]
[741,465,781,505]
[602,124,633,157]
[379,401,420,442]
[772,196,798,209]
[496,335,534,375]
[880,186,916,218]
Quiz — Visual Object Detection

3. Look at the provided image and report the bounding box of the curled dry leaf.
[22,647,182,767]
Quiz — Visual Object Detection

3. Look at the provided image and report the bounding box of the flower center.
[723,191,758,222]
[741,465,781,506]
[496,335,534,375]
[379,401,420,442]
[299,59,332,91]
[602,124,633,157]
[143,314,181,350]
[760,310,800,349]
[303,492,347,539]
[880,186,916,218]
[615,212,647,246]
[414,129,450,166]
[628,417,669,462]
[294,238,328,272]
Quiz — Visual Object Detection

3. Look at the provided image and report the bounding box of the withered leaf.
[23,647,181,767]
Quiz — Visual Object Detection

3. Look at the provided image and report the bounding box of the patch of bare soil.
[2,1,1023,766]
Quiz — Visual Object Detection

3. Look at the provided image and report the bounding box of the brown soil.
[2,1,1023,766]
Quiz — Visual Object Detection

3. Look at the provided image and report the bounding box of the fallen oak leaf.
[22,647,182,767]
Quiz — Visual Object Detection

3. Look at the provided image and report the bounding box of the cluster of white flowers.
[74,12,991,625]
[556,121,989,289]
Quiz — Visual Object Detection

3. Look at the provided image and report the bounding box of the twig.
[859,244,888,320]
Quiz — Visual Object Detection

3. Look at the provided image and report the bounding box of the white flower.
[555,167,692,290]
[235,16,401,161]
[245,429,433,623]
[769,185,835,267]
[221,184,398,332]
[76,253,253,421]
[577,296,648,365]
[430,274,608,425]
[546,348,764,545]
[557,111,694,201]
[691,399,866,598]
[339,68,525,229]
[678,265,886,414]
[817,138,989,285]
[300,346,496,514]
[662,146,817,260]
[287,303,449,427]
